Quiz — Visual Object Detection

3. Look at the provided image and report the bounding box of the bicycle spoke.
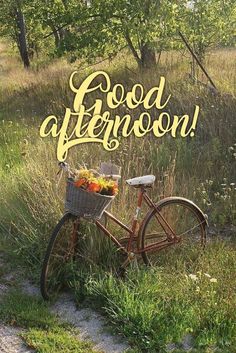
[41,214,79,300]
[141,199,206,265]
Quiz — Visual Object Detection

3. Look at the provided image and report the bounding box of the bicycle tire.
[40,213,79,300]
[140,197,207,266]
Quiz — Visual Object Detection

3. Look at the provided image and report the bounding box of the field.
[0,39,236,352]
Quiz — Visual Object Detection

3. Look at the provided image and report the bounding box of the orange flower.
[87,182,101,193]
[74,178,86,188]
[112,182,118,195]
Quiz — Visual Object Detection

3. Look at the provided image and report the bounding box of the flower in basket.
[73,168,118,196]
[99,179,118,196]
[87,181,101,193]
[74,178,87,188]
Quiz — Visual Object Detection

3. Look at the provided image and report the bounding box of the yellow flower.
[79,169,94,179]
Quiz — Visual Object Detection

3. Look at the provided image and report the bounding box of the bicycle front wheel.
[40,213,79,300]
[140,197,207,266]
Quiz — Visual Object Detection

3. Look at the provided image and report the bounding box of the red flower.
[87,182,101,193]
[74,178,86,188]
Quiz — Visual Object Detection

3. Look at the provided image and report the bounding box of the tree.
[0,0,234,69]
[57,0,187,68]
[14,0,30,67]
[0,0,31,67]
[28,0,74,49]
[0,0,58,66]
[186,0,236,63]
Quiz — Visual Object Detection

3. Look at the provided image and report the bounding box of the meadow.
[0,40,236,352]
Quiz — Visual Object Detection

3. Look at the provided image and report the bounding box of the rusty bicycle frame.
[94,185,181,262]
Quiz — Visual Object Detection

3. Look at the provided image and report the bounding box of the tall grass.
[0,40,235,264]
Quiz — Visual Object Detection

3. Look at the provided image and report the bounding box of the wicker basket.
[65,179,114,220]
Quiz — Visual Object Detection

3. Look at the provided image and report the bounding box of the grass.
[0,39,235,352]
[22,328,96,353]
[72,240,236,352]
[0,289,60,329]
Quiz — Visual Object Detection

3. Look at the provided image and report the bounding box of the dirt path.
[0,253,130,353]
[0,255,33,353]
[1,254,195,353]
[52,294,128,353]
[0,326,33,353]
[23,280,129,353]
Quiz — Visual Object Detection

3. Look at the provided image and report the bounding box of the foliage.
[0,0,235,67]
[0,0,54,63]
[55,0,187,66]
[186,0,236,61]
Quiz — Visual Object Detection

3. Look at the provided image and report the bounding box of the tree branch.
[43,13,123,39]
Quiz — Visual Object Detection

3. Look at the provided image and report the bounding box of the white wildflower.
[204,273,211,278]
[210,278,217,283]
[189,274,198,281]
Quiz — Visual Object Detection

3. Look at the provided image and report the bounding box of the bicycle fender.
[157,197,208,227]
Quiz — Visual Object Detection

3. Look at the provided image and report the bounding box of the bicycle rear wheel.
[40,213,79,300]
[140,197,207,266]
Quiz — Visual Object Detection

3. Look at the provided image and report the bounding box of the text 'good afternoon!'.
[40,71,200,161]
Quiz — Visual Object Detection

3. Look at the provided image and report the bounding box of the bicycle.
[40,163,208,300]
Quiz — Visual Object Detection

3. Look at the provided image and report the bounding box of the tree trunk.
[124,30,156,69]
[140,43,156,69]
[15,1,30,68]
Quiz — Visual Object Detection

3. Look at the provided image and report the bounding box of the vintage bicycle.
[40,162,208,300]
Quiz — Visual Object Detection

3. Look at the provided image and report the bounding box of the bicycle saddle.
[126,175,155,187]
